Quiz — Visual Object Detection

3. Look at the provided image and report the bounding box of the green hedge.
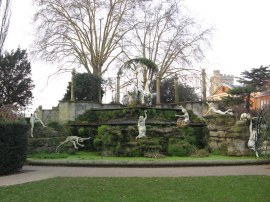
[167,140,196,157]
[0,122,29,176]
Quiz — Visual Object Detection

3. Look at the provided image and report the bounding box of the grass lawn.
[27,151,258,161]
[1,176,270,201]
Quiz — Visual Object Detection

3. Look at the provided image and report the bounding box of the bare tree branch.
[0,0,11,54]
[33,0,138,76]
[126,0,212,80]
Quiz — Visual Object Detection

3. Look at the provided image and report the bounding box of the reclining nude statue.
[204,102,233,115]
[56,136,91,152]
[136,110,147,139]
[30,110,46,137]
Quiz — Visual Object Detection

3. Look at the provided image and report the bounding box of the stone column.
[202,69,207,101]
[156,76,161,106]
[71,68,76,101]
[36,105,43,122]
[174,76,179,103]
[116,75,120,103]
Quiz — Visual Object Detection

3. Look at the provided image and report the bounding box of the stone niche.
[204,114,251,156]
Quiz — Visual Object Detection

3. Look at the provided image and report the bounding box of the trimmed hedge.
[0,122,29,176]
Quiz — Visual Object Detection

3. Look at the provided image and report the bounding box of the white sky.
[4,0,270,113]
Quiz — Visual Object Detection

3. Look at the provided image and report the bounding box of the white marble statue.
[142,80,153,106]
[240,113,252,121]
[122,79,139,106]
[175,105,190,125]
[56,136,91,152]
[204,102,233,115]
[136,110,147,139]
[30,110,46,137]
[247,118,259,158]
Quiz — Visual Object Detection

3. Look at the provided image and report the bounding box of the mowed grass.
[1,176,270,202]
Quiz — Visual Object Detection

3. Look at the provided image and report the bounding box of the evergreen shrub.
[0,122,29,176]
[167,140,196,157]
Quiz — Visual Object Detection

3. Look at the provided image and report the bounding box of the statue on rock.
[119,58,157,107]
[240,113,252,121]
[136,110,147,139]
[30,110,46,137]
[238,113,259,157]
[142,80,153,106]
[175,105,190,127]
[247,117,259,157]
[204,102,233,115]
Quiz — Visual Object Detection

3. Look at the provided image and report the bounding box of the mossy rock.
[28,136,68,152]
[32,124,59,138]
[204,114,236,125]
[76,107,184,124]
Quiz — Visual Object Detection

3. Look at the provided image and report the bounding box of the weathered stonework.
[204,115,251,156]
[37,101,213,125]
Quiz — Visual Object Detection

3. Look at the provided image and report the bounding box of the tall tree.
[125,0,212,80]
[159,77,199,103]
[223,66,270,112]
[62,73,102,102]
[33,0,139,76]
[0,0,11,54]
[0,48,34,108]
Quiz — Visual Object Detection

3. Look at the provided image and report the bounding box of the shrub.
[93,137,102,150]
[46,121,71,137]
[167,140,196,157]
[77,110,98,122]
[162,110,176,120]
[98,125,109,135]
[93,125,109,151]
[0,122,29,176]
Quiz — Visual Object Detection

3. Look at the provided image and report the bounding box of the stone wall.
[184,102,208,117]
[36,100,217,124]
[37,101,122,124]
[205,114,251,156]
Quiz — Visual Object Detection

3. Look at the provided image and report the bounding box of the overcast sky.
[4,0,270,112]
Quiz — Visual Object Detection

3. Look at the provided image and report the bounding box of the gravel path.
[1,164,270,187]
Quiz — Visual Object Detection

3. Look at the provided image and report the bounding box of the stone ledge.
[25,159,270,167]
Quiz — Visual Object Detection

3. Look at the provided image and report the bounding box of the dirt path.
[1,164,270,187]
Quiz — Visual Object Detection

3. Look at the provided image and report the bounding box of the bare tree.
[125,0,212,80]
[33,0,139,76]
[0,0,11,54]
